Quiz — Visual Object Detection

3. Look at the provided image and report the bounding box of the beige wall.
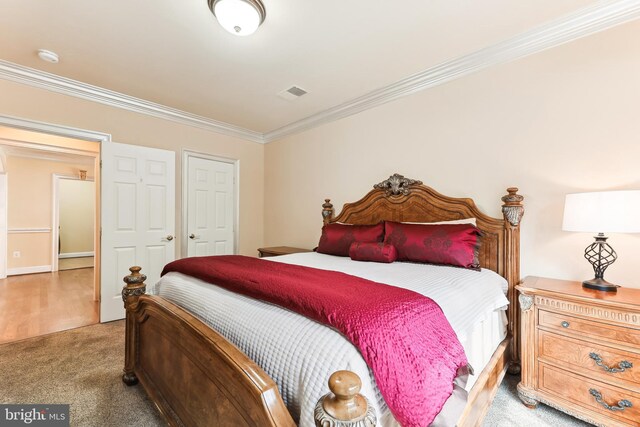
[0,80,265,258]
[5,156,95,269]
[265,21,640,287]
[59,179,94,255]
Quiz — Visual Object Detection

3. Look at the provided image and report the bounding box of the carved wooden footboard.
[122,267,375,427]
[122,267,296,427]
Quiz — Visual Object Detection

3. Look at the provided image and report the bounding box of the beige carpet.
[0,321,164,426]
[0,322,592,427]
[483,373,591,426]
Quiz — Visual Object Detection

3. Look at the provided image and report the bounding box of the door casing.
[181,150,239,258]
[0,172,7,279]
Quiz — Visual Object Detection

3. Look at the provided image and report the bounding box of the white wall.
[265,20,640,287]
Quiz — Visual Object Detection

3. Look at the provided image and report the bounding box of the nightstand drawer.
[539,309,640,348]
[538,330,640,388]
[539,363,640,425]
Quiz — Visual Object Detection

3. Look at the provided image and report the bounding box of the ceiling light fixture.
[208,0,265,36]
[37,49,59,64]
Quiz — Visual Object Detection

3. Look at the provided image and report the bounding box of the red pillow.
[317,223,385,257]
[349,242,398,263]
[383,221,481,269]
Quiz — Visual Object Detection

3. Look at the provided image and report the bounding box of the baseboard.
[7,265,52,276]
[58,251,94,259]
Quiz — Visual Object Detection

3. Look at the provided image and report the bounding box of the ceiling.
[0,0,604,134]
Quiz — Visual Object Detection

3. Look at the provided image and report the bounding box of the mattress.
[150,252,509,426]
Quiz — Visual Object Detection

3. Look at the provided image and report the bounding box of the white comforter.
[150,252,509,426]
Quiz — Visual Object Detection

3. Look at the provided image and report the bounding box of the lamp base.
[582,278,619,292]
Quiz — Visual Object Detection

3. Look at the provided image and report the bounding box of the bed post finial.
[501,188,524,375]
[314,370,377,427]
[122,266,147,302]
[122,266,147,386]
[501,187,524,227]
[322,199,334,225]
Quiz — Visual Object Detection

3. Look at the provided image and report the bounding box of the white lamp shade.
[562,190,640,233]
[213,0,263,36]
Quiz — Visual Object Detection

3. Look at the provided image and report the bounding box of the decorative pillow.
[317,222,385,257]
[349,242,398,263]
[383,221,481,269]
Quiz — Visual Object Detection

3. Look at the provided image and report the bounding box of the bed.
[121,174,524,426]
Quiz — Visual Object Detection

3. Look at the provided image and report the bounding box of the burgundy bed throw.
[162,255,468,427]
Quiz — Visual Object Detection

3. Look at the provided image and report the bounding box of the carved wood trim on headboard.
[321,173,525,371]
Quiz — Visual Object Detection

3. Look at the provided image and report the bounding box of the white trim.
[0,114,111,143]
[8,228,51,234]
[181,150,239,258]
[59,251,94,259]
[0,142,96,165]
[0,63,264,144]
[51,174,95,272]
[0,173,6,279]
[7,265,52,276]
[0,2,639,143]
[263,1,640,142]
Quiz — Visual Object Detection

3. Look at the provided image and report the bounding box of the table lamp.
[562,190,640,292]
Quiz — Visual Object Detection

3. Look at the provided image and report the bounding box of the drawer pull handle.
[589,353,633,373]
[589,388,632,411]
[561,321,570,328]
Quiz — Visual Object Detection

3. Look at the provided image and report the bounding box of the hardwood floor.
[59,256,94,270]
[0,268,99,344]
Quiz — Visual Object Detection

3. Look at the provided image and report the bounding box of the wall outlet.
[12,251,20,258]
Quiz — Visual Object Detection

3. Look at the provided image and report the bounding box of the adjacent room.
[1,1,639,426]
[0,129,99,344]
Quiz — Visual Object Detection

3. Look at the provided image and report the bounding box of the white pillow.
[402,218,477,226]
[333,218,477,226]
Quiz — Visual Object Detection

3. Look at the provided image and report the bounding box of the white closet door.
[101,142,175,322]
[187,156,235,257]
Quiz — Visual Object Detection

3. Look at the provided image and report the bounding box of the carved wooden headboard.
[321,174,525,367]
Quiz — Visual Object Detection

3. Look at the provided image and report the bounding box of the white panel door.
[187,156,235,257]
[101,142,175,322]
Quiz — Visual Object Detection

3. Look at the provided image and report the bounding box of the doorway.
[0,117,103,344]
[183,151,237,257]
[53,175,96,273]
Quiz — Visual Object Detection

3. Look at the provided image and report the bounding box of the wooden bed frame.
[122,173,524,426]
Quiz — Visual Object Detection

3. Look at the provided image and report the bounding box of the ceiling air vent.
[277,86,308,101]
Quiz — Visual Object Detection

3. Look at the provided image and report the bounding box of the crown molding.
[0,60,265,144]
[262,0,640,142]
[0,1,638,145]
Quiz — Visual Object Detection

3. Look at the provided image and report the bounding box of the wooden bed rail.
[122,267,376,427]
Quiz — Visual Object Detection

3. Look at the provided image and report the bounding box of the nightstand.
[517,276,640,426]
[257,246,312,258]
